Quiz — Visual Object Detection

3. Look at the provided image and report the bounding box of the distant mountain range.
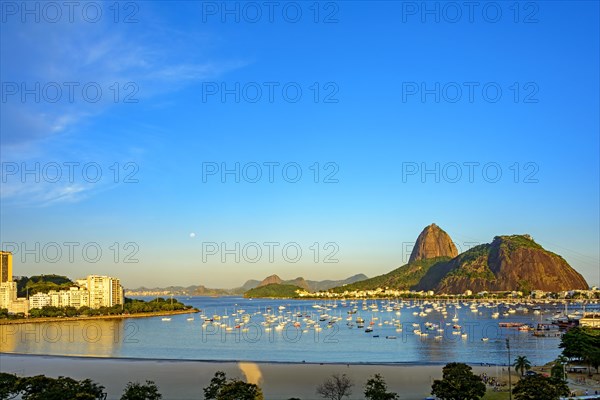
[125,273,368,296]
[251,274,368,292]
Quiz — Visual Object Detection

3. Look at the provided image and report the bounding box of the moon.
[189,232,196,238]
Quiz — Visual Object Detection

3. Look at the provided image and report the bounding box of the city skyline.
[1,2,599,289]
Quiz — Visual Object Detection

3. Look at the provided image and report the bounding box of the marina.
[2,296,597,366]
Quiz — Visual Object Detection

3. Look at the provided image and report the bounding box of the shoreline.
[2,353,598,399]
[0,352,456,366]
[0,353,509,400]
[0,309,198,325]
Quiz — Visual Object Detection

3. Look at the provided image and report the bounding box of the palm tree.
[514,355,532,377]
[551,355,569,381]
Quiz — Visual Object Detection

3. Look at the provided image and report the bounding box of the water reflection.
[238,362,263,385]
[1,297,594,365]
[0,319,126,357]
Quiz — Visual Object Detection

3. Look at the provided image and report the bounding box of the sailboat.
[452,309,459,322]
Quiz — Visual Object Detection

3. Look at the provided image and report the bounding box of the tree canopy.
[0,373,20,400]
[203,371,263,400]
[364,374,399,400]
[559,326,600,374]
[15,375,105,400]
[512,375,569,400]
[120,380,162,400]
[431,363,486,400]
[513,355,532,377]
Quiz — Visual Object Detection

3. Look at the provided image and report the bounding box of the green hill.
[424,235,588,293]
[330,257,451,292]
[244,284,303,298]
[16,274,74,296]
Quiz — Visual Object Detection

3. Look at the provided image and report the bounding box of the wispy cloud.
[1,180,90,207]
[1,5,246,205]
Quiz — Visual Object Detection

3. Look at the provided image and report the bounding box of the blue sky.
[1,1,599,288]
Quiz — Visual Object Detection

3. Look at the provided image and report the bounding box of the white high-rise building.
[68,286,90,308]
[0,281,28,314]
[29,292,51,309]
[87,275,123,308]
[28,277,121,310]
[29,287,90,309]
[0,281,17,309]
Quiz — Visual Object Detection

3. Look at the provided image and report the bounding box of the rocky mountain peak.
[409,223,458,263]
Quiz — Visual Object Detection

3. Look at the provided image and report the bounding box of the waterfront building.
[29,292,51,309]
[28,276,121,310]
[28,284,104,310]
[0,251,122,312]
[580,312,600,329]
[67,286,90,308]
[0,281,29,315]
[0,281,17,309]
[86,275,124,308]
[0,251,13,283]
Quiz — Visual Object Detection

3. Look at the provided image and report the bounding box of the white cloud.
[1,8,246,205]
[1,13,243,150]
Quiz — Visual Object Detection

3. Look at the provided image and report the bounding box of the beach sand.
[0,354,509,399]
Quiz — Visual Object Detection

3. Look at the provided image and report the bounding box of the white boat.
[452,311,459,322]
[161,317,171,321]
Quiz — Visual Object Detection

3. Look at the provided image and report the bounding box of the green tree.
[431,363,486,400]
[217,380,263,400]
[559,326,600,376]
[316,374,354,400]
[513,355,532,377]
[512,375,569,400]
[204,371,227,400]
[120,380,162,400]
[17,375,105,400]
[550,356,568,381]
[203,371,263,400]
[0,372,20,400]
[364,374,399,400]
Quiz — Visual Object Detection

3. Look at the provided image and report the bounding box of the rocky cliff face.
[341,226,589,294]
[409,223,458,263]
[428,235,589,293]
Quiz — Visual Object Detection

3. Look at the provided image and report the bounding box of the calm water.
[1,297,594,365]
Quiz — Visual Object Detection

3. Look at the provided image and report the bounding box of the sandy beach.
[0,353,513,400]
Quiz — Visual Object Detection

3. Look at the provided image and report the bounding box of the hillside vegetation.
[331,257,451,292]
[244,284,302,298]
[15,274,74,296]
